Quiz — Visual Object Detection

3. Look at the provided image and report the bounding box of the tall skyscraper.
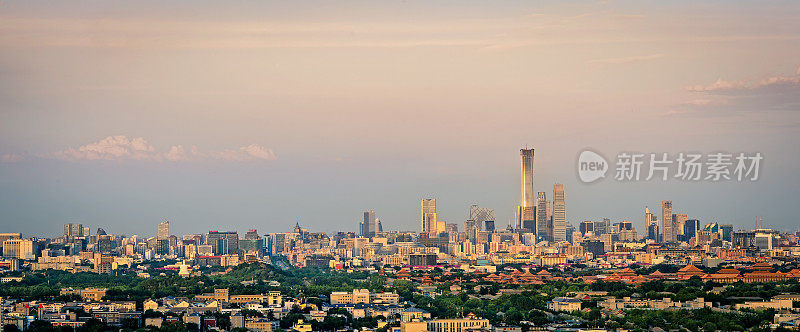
[517,148,536,231]
[645,207,659,241]
[721,224,734,242]
[360,210,381,237]
[63,223,84,238]
[207,231,239,255]
[535,192,548,238]
[158,220,170,239]
[673,213,687,241]
[552,184,566,242]
[684,219,700,242]
[421,199,442,233]
[240,230,265,255]
[593,218,611,235]
[467,205,494,241]
[464,220,478,241]
[662,201,674,242]
[469,205,495,229]
[579,220,594,236]
[245,229,260,240]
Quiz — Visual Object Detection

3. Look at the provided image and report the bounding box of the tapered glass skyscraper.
[518,148,536,233]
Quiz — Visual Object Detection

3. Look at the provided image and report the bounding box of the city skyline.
[1,2,799,331]
[0,145,794,237]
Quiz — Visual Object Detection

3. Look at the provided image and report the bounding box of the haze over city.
[1,1,799,237]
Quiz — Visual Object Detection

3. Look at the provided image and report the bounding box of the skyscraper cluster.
[515,148,567,243]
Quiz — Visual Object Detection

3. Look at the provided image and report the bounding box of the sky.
[1,1,799,237]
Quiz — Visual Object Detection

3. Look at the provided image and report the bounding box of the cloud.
[52,135,160,161]
[686,67,800,93]
[35,136,275,162]
[679,65,800,114]
[587,53,665,65]
[164,145,189,161]
[208,144,277,162]
[1,153,27,163]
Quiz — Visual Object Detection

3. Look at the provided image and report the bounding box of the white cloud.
[52,135,161,161]
[680,65,800,113]
[686,66,800,93]
[39,136,275,162]
[164,145,189,161]
[209,144,276,162]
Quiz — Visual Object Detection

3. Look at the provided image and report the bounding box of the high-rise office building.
[2,239,34,260]
[63,223,84,238]
[721,224,734,242]
[245,229,260,240]
[207,231,239,255]
[579,221,594,236]
[673,214,687,240]
[467,205,493,242]
[616,220,633,232]
[619,227,637,242]
[552,184,566,242]
[645,207,659,241]
[535,192,548,238]
[648,223,660,242]
[661,201,674,242]
[683,219,700,242]
[517,148,536,231]
[421,199,442,233]
[360,210,382,237]
[270,233,287,255]
[0,233,22,247]
[158,220,170,239]
[565,223,576,243]
[469,205,494,229]
[464,220,478,241]
[594,218,611,235]
[240,229,265,255]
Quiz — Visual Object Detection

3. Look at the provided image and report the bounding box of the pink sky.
[1,1,799,236]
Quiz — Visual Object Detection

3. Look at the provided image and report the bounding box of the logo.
[578,150,609,183]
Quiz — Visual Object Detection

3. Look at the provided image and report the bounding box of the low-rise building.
[735,298,793,311]
[548,297,582,312]
[425,313,490,332]
[60,287,107,302]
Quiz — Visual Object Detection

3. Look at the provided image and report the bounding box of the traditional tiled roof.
[678,265,703,273]
[716,268,741,274]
